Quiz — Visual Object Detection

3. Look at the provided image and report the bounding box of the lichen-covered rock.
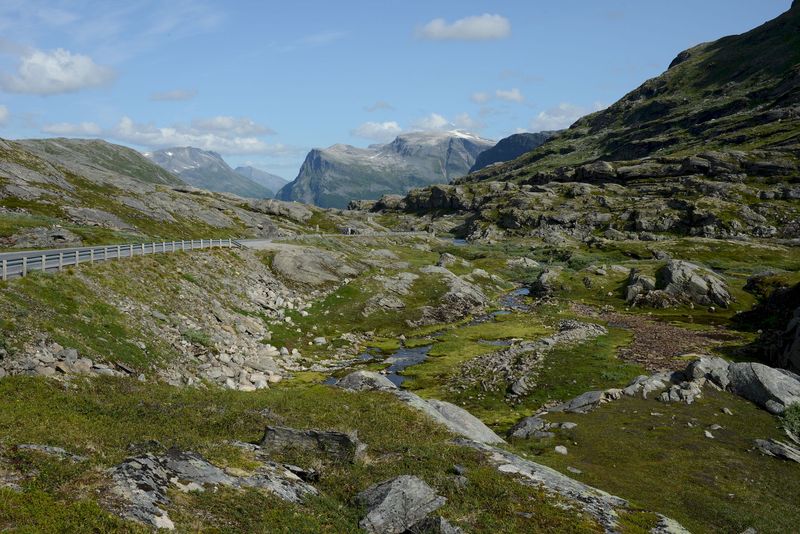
[335,370,397,392]
[660,260,732,308]
[259,426,367,462]
[727,362,800,414]
[356,475,445,534]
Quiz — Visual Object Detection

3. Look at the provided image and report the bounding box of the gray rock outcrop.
[259,426,367,462]
[356,475,446,534]
[335,370,398,391]
[108,448,317,530]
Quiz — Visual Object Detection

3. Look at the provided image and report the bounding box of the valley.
[0,2,799,533]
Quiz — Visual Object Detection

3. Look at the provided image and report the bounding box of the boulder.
[659,260,732,308]
[356,475,445,534]
[686,356,731,389]
[624,270,656,303]
[259,426,367,462]
[507,416,548,439]
[727,362,800,414]
[335,370,397,391]
[550,390,607,414]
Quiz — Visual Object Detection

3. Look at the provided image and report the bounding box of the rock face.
[108,448,317,529]
[277,131,495,208]
[270,246,363,286]
[469,132,555,173]
[626,260,732,308]
[259,426,367,462]
[146,147,273,199]
[356,475,446,534]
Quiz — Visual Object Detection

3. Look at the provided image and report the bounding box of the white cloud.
[111,116,285,156]
[150,89,197,101]
[1,47,114,95]
[418,14,510,41]
[365,100,394,112]
[453,112,485,131]
[411,112,451,131]
[530,103,590,131]
[190,116,274,136]
[470,92,490,104]
[495,87,524,103]
[41,121,102,136]
[351,121,402,142]
[0,105,7,125]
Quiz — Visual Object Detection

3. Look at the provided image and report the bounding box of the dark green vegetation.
[0,377,601,533]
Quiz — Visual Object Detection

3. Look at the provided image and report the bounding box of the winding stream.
[328,287,531,386]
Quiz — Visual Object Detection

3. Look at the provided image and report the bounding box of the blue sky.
[0,0,791,179]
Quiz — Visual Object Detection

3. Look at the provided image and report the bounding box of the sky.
[0,0,792,179]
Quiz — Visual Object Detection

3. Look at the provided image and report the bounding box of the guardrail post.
[2,259,6,281]
[200,238,204,249]
[59,253,63,271]
[129,244,133,258]
[75,250,79,267]
[228,238,232,247]
[117,245,121,259]
[41,254,46,272]
[90,249,94,264]
[22,256,27,277]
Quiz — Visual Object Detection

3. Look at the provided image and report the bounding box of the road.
[0,232,432,280]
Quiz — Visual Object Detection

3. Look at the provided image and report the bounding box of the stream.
[327,286,531,386]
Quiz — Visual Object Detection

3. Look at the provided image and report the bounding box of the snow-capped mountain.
[277,130,495,208]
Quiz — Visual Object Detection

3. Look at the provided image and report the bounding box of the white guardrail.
[0,238,242,281]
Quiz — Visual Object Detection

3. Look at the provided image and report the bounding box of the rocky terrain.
[0,3,799,534]
[146,147,273,199]
[277,131,495,209]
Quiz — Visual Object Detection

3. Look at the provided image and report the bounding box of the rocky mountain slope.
[359,3,800,244]
[146,147,273,199]
[0,137,380,249]
[277,131,495,209]
[234,165,288,194]
[469,132,554,173]
[462,1,800,183]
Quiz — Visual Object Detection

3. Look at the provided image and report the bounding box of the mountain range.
[469,132,555,173]
[234,166,288,195]
[145,147,274,199]
[276,131,495,209]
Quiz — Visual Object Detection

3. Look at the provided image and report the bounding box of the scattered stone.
[554,445,568,455]
[16,444,87,462]
[457,438,688,533]
[704,431,715,439]
[356,475,446,534]
[567,466,583,475]
[259,425,366,463]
